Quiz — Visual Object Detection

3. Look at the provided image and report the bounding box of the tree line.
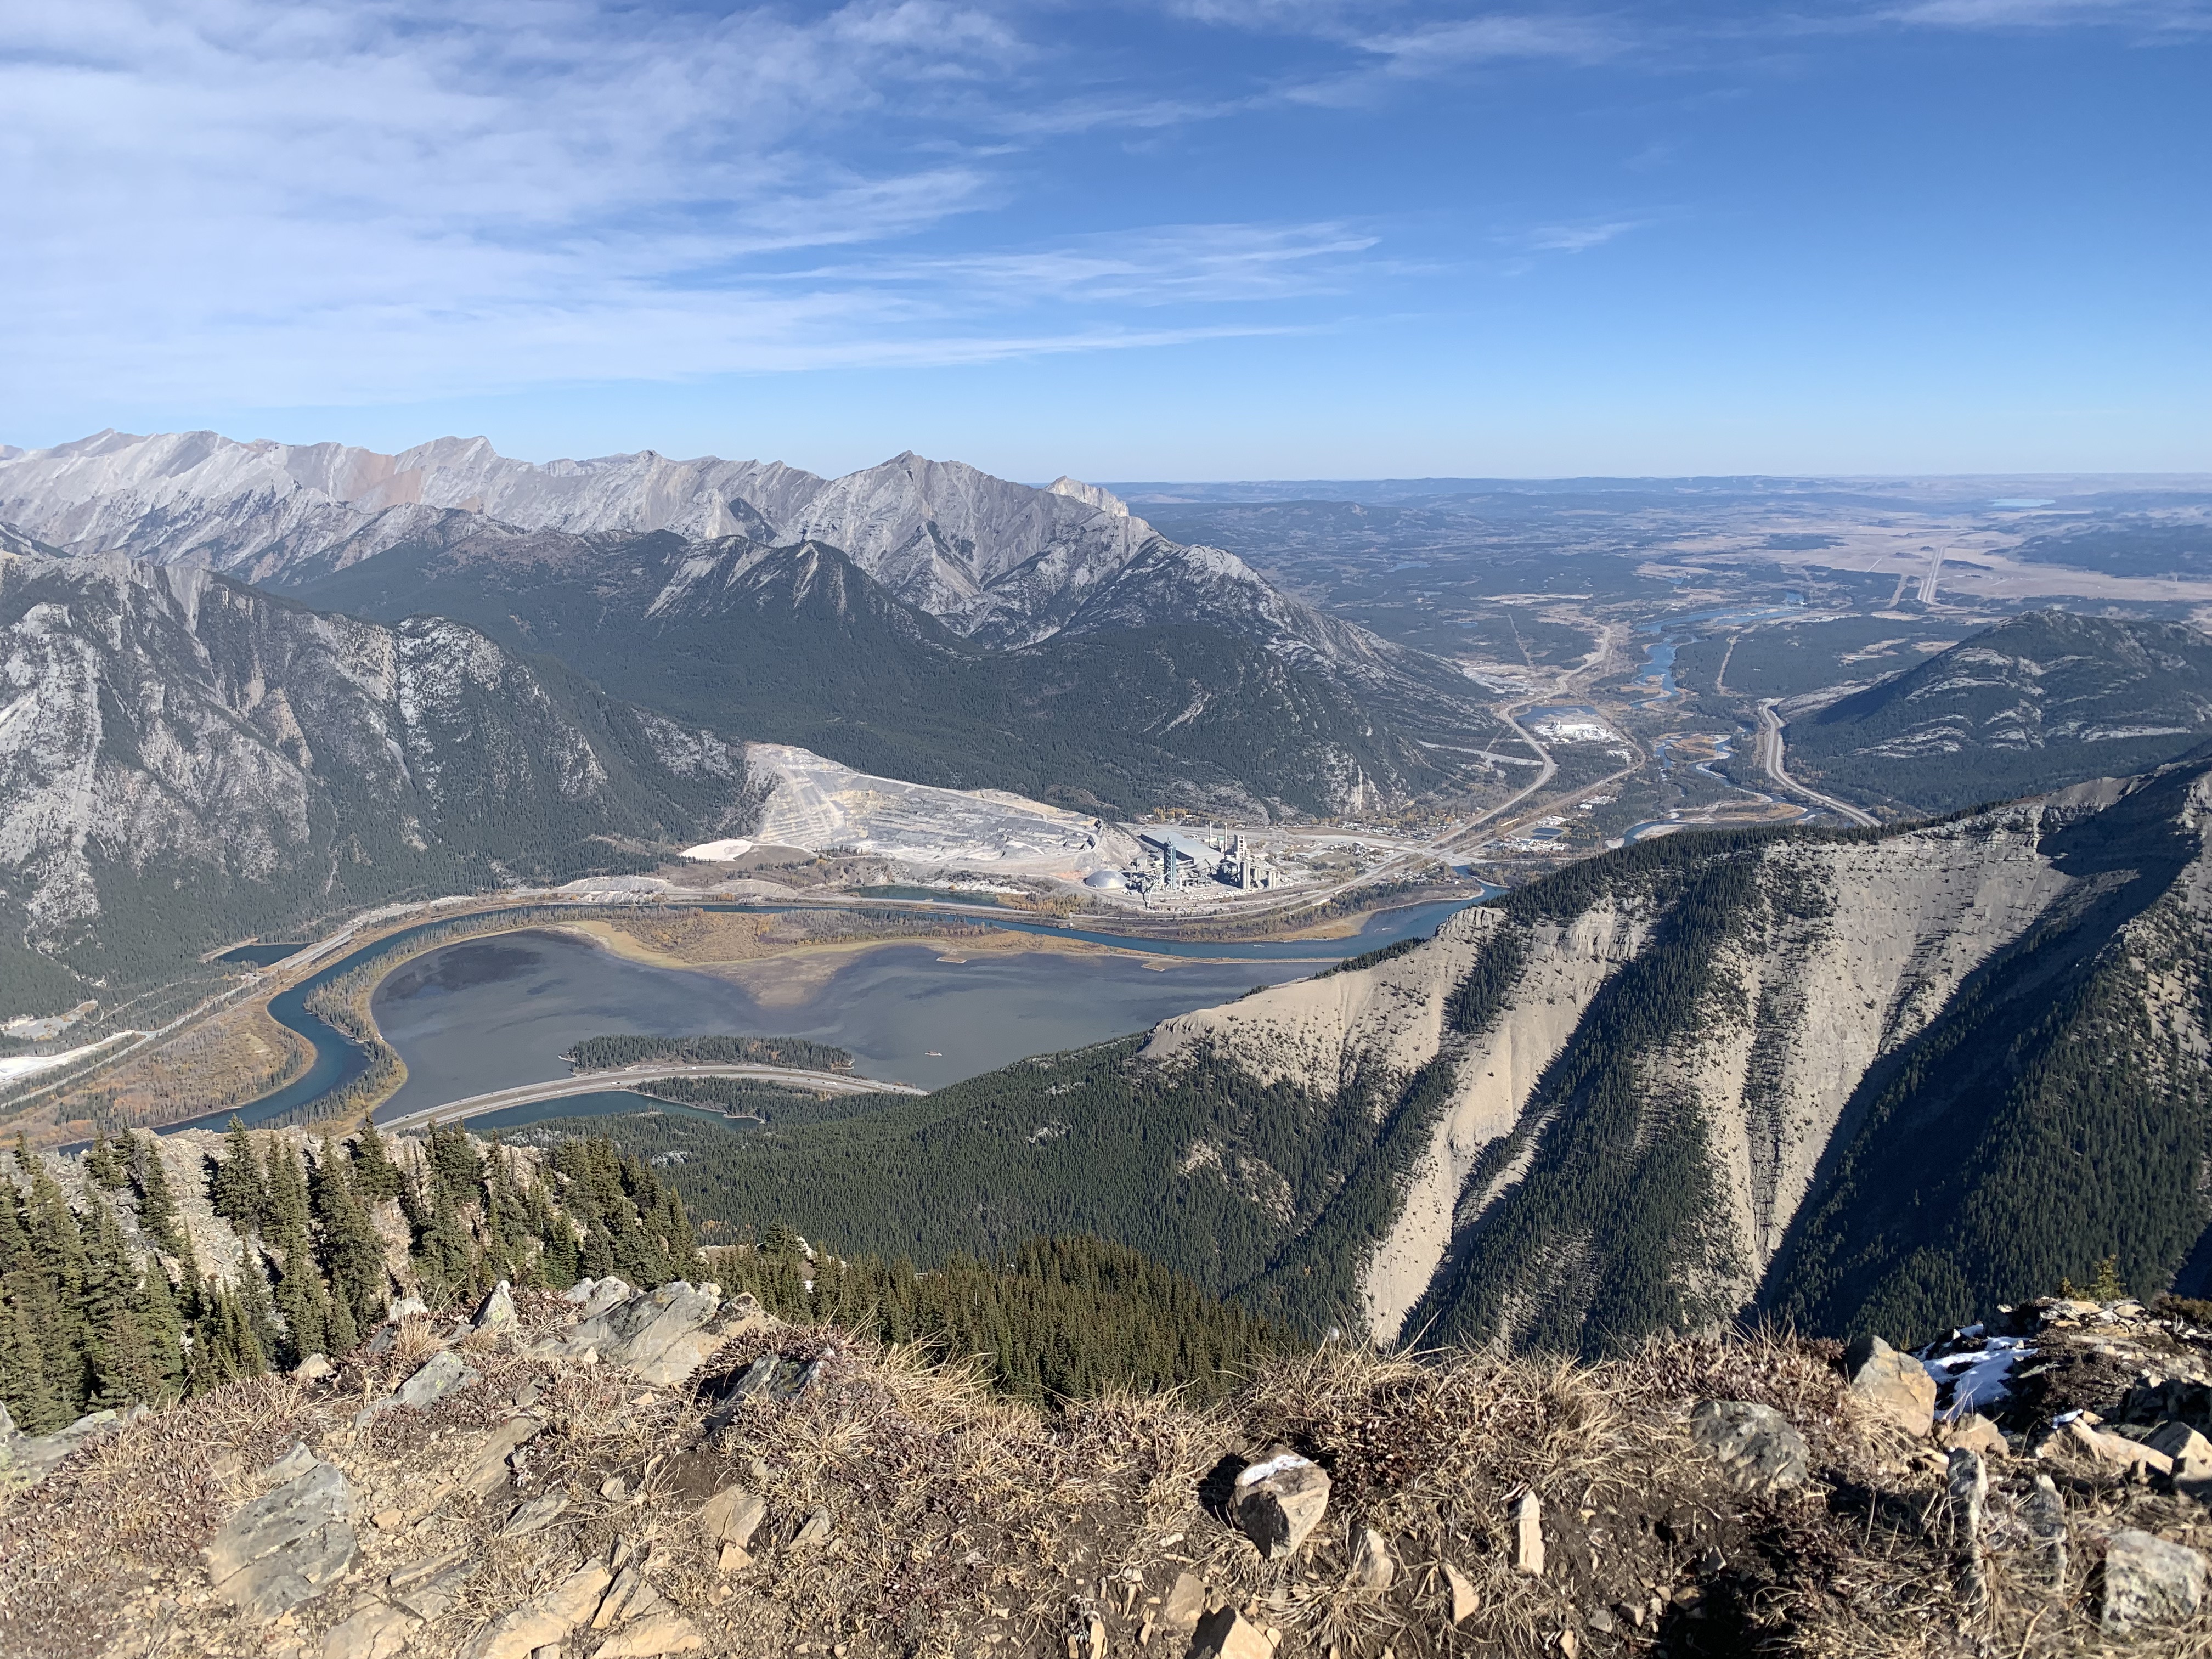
[566,1034,855,1073]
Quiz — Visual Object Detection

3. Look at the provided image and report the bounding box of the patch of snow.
[1922,1336,2034,1418]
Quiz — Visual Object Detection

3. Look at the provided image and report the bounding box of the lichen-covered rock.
[202,1446,356,1621]
[2102,1529,2208,1634]
[357,1349,475,1427]
[1232,1447,1330,1559]
[1844,1335,1937,1437]
[458,1416,541,1499]
[1689,1400,1810,1492]
[473,1280,518,1333]
[9,1408,121,1483]
[544,1282,764,1386]
[564,1276,634,1315]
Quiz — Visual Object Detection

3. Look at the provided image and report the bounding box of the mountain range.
[0,551,762,1001]
[636,751,2212,1350]
[0,432,1514,816]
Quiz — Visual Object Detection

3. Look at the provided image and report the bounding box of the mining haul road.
[373,1062,924,1133]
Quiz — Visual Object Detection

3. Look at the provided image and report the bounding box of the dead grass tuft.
[16,1321,2212,1658]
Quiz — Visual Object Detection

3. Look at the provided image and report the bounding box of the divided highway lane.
[1756,700,1879,828]
[371,1062,924,1135]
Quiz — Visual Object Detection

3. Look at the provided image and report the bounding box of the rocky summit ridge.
[16,1269,2212,1658]
[0,431,1306,652]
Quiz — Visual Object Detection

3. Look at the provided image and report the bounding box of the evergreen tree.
[310,1136,389,1335]
[77,1195,160,1410]
[261,1139,329,1364]
[580,1216,615,1280]
[235,1243,280,1362]
[131,1133,192,1264]
[0,1296,66,1434]
[263,1136,312,1248]
[19,1150,93,1413]
[208,1118,268,1238]
[134,1260,187,1402]
[188,1282,267,1394]
[349,1115,403,1205]
[427,1125,483,1206]
[528,1178,580,1288]
[84,1132,126,1192]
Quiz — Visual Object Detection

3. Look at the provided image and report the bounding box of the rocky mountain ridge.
[0,431,1311,652]
[278,528,1498,817]
[1786,610,2212,816]
[674,749,2212,1357]
[0,551,764,996]
[1130,754,2212,1351]
[0,431,1510,817]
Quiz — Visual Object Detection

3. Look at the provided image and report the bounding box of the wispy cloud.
[783,223,1388,306]
[3,0,2188,424]
[1501,218,1651,254]
[1880,0,2210,26]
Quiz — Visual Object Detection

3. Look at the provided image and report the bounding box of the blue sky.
[4,1,2205,478]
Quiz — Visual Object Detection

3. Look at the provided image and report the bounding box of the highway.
[372,1062,925,1135]
[1756,700,1880,827]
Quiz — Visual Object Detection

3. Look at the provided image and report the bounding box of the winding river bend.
[173,898,1479,1133]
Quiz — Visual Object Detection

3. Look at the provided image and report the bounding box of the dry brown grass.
[9,1318,2212,1659]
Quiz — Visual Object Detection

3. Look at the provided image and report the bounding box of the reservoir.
[369,930,1327,1116]
[174,897,1479,1133]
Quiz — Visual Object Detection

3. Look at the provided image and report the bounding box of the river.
[170,897,1479,1133]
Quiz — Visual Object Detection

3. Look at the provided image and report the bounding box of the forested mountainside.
[584,752,2212,1353]
[0,551,763,998]
[1787,610,2212,816]
[283,534,1486,816]
[0,1120,1279,1434]
[0,431,1519,816]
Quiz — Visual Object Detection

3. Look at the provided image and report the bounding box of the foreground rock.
[357,1349,474,1427]
[2103,1529,2209,1634]
[1844,1335,1937,1436]
[543,1281,765,1385]
[203,1445,357,1620]
[1689,1400,1809,1492]
[456,1560,612,1659]
[1232,1447,1331,1558]
[3,1407,122,1483]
